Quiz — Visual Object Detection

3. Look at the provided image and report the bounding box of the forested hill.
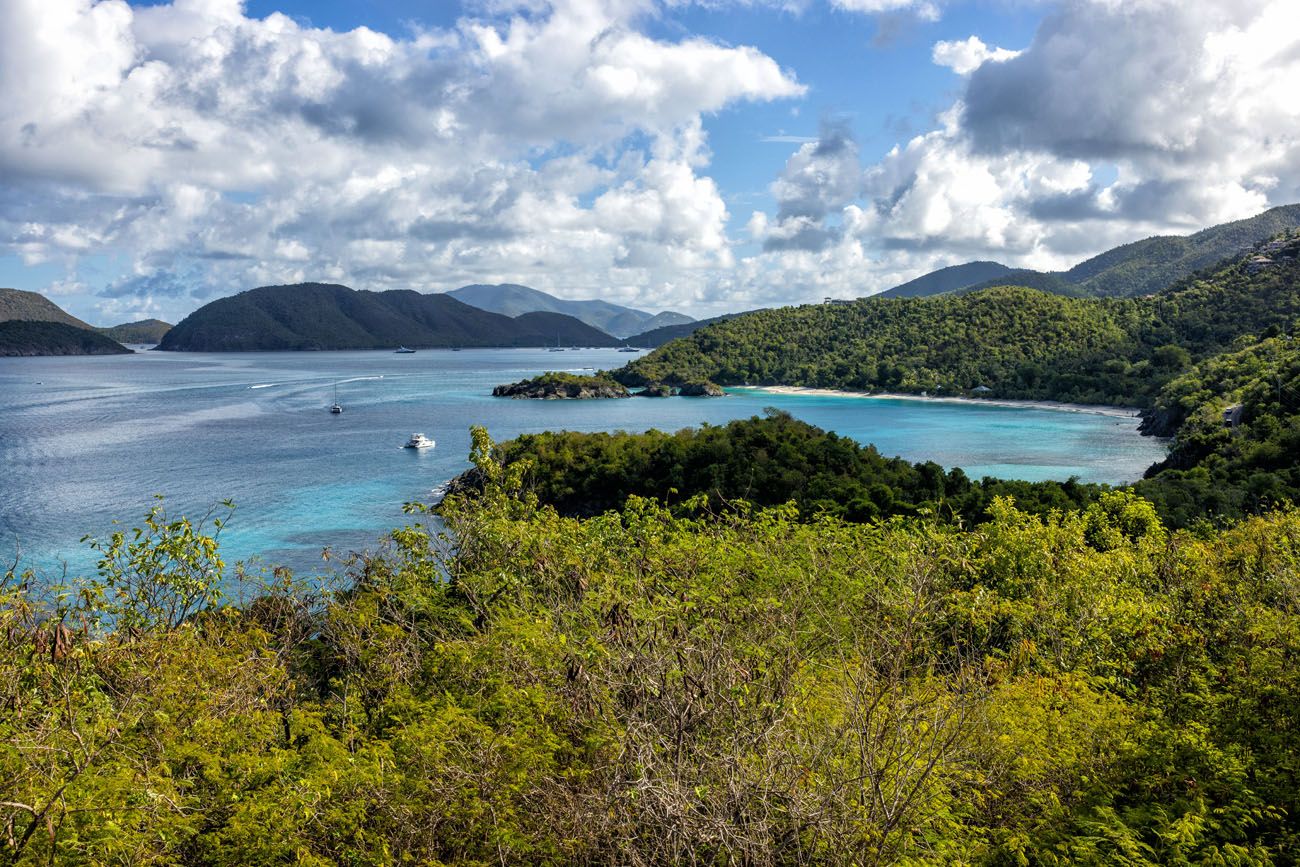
[157,283,622,351]
[0,288,135,356]
[615,231,1300,408]
[0,320,133,357]
[0,287,94,329]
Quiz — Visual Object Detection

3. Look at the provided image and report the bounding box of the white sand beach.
[736,385,1143,419]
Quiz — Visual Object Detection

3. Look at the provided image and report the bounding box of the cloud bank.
[1,0,801,320]
[3,0,1299,321]
[744,0,1300,302]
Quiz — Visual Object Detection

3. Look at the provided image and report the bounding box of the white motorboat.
[403,432,435,449]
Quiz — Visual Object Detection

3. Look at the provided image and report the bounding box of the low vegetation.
[5,433,1300,864]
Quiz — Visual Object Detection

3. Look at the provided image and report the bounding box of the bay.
[0,348,1167,578]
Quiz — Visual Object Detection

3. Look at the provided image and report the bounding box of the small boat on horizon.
[403,432,435,450]
[395,346,417,354]
[329,382,343,414]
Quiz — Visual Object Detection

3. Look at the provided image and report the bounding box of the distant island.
[97,318,172,344]
[157,282,626,351]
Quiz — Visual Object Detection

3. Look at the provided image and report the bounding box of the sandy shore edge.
[733,385,1143,419]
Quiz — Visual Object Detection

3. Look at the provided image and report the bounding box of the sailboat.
[329,382,343,414]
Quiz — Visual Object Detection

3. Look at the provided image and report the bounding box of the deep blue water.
[0,348,1167,578]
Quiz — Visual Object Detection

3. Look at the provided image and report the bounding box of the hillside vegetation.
[158,283,622,351]
[6,435,1300,864]
[618,232,1300,409]
[461,410,1100,522]
[0,320,132,356]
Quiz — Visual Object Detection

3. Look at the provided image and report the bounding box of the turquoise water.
[0,348,1167,577]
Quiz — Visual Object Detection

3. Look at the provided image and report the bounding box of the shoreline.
[733,385,1143,419]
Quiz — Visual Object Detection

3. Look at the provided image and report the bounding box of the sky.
[2,0,1299,325]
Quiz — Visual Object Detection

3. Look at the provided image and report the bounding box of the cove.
[0,348,1167,577]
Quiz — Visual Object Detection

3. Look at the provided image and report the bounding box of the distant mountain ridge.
[624,312,754,348]
[880,204,1300,300]
[877,262,1014,299]
[157,283,624,352]
[448,283,692,338]
[98,319,172,344]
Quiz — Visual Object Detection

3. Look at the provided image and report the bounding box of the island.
[492,371,630,399]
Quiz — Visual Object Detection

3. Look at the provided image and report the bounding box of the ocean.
[0,347,1167,578]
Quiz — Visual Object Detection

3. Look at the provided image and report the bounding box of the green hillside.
[616,231,1300,408]
[0,320,132,356]
[157,283,621,351]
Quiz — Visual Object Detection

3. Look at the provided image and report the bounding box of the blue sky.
[2,0,1298,325]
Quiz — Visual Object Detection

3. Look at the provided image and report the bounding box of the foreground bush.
[3,430,1299,864]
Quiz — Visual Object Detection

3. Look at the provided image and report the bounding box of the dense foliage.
[1132,335,1300,526]
[616,234,1300,410]
[0,320,132,356]
[5,436,1300,865]
[158,283,621,351]
[470,410,1101,523]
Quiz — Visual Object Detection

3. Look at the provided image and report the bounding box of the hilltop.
[447,283,692,338]
[622,311,752,348]
[877,203,1300,299]
[877,261,1014,299]
[157,282,622,351]
[0,287,94,329]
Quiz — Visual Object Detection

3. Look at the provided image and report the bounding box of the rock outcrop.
[493,373,630,399]
[678,381,725,397]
